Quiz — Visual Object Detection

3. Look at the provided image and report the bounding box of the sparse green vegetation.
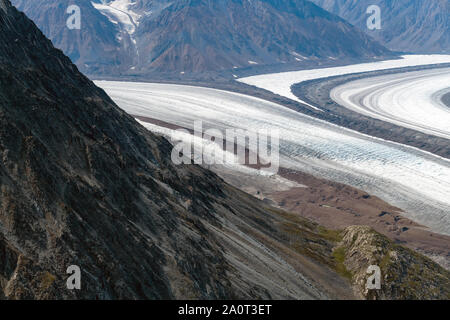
[269,207,357,281]
[318,227,342,242]
[39,272,56,290]
[332,247,353,280]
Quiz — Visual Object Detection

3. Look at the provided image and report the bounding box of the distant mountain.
[310,0,450,53]
[11,0,136,75]
[11,0,392,76]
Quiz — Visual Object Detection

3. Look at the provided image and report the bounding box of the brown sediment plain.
[135,116,450,270]
[271,168,450,269]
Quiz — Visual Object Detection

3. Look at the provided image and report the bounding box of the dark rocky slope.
[0,0,352,299]
[0,0,448,300]
[442,92,450,108]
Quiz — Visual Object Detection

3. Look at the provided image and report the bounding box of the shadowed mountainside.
[0,0,353,299]
[11,0,392,76]
[310,0,450,53]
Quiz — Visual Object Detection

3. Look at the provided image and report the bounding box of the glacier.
[330,68,450,140]
[96,81,450,236]
[238,55,450,111]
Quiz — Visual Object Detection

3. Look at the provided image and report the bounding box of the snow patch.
[92,0,141,34]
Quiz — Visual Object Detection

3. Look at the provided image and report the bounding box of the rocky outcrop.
[336,226,450,300]
[11,0,133,76]
[442,92,450,108]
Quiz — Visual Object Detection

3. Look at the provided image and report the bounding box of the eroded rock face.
[0,0,232,299]
[0,0,351,300]
[336,226,450,300]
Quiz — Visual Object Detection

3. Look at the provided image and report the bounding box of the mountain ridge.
[11,0,392,76]
[310,0,450,54]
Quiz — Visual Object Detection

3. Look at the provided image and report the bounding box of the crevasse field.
[96,78,450,236]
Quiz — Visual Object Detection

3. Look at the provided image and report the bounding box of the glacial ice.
[96,81,450,236]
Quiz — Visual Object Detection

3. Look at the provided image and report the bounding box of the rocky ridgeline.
[336,226,450,300]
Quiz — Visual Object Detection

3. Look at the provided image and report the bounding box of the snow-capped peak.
[92,0,141,35]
